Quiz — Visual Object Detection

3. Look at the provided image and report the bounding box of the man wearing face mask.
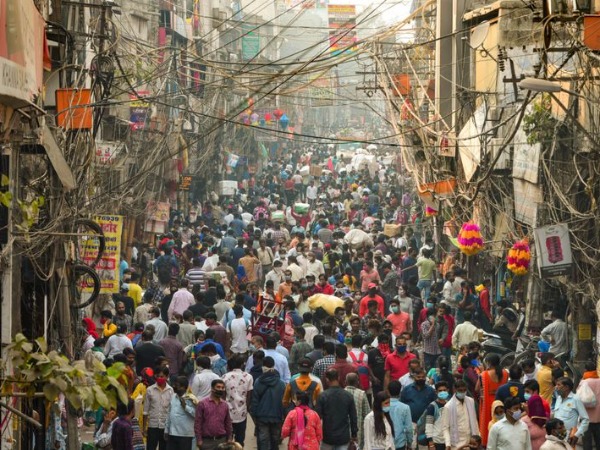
[164,376,196,449]
[277,270,294,300]
[424,381,450,450]
[194,379,233,450]
[401,368,437,435]
[387,298,412,339]
[552,377,589,447]
[384,336,416,390]
[143,366,174,450]
[440,380,479,449]
[540,418,570,450]
[487,396,532,450]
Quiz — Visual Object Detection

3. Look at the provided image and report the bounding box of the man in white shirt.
[190,356,220,400]
[145,307,169,341]
[287,256,305,282]
[452,311,480,349]
[306,181,318,204]
[487,396,532,450]
[441,380,480,449]
[228,305,249,354]
[167,280,195,321]
[305,252,325,279]
[541,311,569,355]
[264,260,285,291]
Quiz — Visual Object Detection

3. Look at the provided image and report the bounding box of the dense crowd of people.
[78,145,594,450]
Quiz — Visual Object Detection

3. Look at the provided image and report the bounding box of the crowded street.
[1,0,600,449]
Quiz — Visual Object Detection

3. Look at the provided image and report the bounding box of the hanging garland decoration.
[507,239,531,276]
[425,206,438,217]
[457,221,484,256]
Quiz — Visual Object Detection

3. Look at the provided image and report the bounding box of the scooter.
[481,307,524,362]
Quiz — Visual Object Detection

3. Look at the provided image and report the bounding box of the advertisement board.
[327,5,357,55]
[533,223,573,278]
[82,215,123,294]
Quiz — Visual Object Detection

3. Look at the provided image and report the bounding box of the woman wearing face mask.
[487,400,505,436]
[521,395,548,450]
[487,396,531,449]
[363,391,395,450]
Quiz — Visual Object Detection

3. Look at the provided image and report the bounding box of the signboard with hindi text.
[82,215,123,294]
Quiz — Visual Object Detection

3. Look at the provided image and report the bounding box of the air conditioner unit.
[489,138,511,170]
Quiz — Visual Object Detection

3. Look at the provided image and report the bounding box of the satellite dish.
[470,21,490,49]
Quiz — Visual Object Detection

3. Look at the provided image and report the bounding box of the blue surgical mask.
[524,393,531,401]
[426,302,434,308]
[396,345,407,354]
[437,391,449,401]
[382,406,390,413]
[511,410,523,421]
[455,392,466,400]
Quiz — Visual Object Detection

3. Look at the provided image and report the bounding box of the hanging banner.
[327,5,357,55]
[241,24,260,60]
[130,91,151,130]
[146,201,170,222]
[82,215,123,294]
[533,223,573,278]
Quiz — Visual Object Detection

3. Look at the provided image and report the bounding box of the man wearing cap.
[359,283,385,318]
[114,284,135,316]
[283,357,322,409]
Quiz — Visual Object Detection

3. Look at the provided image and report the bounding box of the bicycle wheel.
[74,219,105,269]
[70,264,100,309]
[500,352,516,368]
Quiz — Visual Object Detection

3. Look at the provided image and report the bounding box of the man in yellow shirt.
[538,352,557,404]
[127,272,143,308]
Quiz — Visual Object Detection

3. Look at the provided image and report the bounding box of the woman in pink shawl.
[522,394,548,450]
[281,392,322,450]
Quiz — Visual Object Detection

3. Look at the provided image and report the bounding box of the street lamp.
[518,77,600,150]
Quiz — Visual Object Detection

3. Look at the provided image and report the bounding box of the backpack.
[416,401,439,445]
[349,351,370,390]
[286,379,318,414]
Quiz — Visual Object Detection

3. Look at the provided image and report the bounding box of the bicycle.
[65,218,105,309]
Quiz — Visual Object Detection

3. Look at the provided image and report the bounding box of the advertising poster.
[82,215,123,294]
[533,223,573,278]
[130,90,151,130]
[327,5,357,55]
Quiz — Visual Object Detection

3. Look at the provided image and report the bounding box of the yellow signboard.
[82,215,123,294]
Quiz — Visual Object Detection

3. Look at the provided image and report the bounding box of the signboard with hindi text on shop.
[81,215,123,294]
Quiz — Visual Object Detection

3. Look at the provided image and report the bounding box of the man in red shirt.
[386,298,411,338]
[315,274,334,295]
[359,283,385,317]
[384,336,415,390]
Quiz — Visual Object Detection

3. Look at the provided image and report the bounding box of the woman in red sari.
[475,353,508,446]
